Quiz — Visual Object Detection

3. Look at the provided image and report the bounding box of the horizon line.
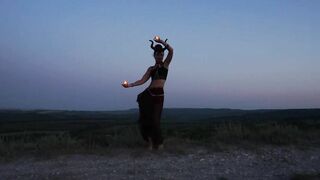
[1,107,319,112]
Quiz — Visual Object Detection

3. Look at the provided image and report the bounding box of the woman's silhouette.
[122,36,173,150]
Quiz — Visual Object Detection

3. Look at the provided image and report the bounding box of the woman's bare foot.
[158,144,164,150]
[147,137,153,150]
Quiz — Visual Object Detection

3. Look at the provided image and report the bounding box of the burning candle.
[155,36,160,41]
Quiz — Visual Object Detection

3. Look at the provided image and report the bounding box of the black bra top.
[150,65,168,80]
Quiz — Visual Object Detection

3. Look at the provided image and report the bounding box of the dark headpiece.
[149,39,168,53]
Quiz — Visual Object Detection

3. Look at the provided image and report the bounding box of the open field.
[0,108,320,179]
[1,108,320,157]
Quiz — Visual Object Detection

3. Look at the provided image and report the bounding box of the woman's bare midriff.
[148,79,166,89]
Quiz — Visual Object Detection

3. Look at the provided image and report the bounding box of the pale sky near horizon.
[0,0,319,110]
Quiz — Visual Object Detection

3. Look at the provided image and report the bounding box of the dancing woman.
[122,36,173,150]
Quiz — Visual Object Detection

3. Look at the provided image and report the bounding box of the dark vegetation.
[0,108,320,160]
[290,173,320,180]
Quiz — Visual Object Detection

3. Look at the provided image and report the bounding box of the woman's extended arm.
[127,67,152,88]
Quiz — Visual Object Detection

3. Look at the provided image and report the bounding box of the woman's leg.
[138,90,153,143]
[151,97,164,149]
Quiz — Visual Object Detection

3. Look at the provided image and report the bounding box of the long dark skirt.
[137,88,164,148]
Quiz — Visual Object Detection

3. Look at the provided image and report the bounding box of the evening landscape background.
[1,0,319,111]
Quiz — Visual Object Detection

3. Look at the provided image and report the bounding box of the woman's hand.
[154,36,162,43]
[154,35,168,47]
[122,81,130,88]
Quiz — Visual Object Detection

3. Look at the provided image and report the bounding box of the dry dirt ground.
[0,146,319,180]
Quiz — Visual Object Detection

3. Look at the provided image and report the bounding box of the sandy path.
[0,147,319,180]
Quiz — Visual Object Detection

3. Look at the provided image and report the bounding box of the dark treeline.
[1,108,320,122]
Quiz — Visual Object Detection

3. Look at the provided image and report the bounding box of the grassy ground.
[1,118,319,161]
[290,173,320,180]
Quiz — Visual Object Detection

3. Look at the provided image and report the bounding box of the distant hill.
[162,108,320,122]
[1,108,320,123]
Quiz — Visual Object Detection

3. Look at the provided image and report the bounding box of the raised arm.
[156,38,173,68]
[127,67,152,88]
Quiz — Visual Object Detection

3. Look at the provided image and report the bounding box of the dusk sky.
[0,0,319,110]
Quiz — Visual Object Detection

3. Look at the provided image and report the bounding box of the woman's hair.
[149,40,168,55]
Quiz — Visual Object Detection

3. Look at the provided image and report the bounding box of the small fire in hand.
[122,80,128,87]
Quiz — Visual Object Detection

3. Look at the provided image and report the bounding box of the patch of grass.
[1,118,320,160]
[163,137,190,154]
[290,172,320,180]
[105,125,145,148]
[161,121,320,151]
[0,133,84,161]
